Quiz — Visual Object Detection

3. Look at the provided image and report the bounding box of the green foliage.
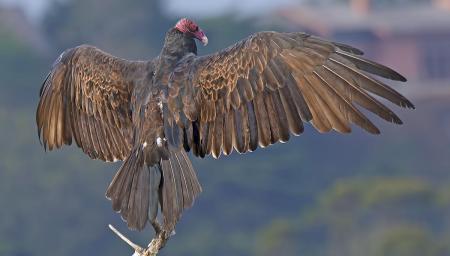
[0,26,26,53]
[43,0,172,58]
[373,226,438,256]
[318,178,433,211]
[0,25,47,106]
[257,177,450,256]
[256,219,299,256]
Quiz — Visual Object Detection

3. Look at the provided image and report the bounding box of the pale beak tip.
[201,36,208,46]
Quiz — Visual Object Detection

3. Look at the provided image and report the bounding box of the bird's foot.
[147,220,172,254]
[109,223,174,256]
[147,235,164,255]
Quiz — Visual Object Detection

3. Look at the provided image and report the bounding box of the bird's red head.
[175,18,208,46]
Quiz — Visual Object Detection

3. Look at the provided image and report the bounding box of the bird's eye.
[192,26,198,32]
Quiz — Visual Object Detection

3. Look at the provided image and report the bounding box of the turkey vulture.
[36,18,414,237]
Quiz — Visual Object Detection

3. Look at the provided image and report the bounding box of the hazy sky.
[0,0,49,20]
[0,0,298,21]
[165,0,297,17]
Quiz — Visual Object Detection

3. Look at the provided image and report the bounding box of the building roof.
[276,4,450,36]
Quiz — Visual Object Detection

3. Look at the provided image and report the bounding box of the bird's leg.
[147,219,172,255]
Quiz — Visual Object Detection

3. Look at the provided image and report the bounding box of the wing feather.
[36,45,152,161]
[165,31,414,158]
[232,107,245,153]
[263,90,280,144]
[223,111,234,155]
[271,91,290,143]
[278,85,304,135]
[253,92,271,147]
[246,101,259,151]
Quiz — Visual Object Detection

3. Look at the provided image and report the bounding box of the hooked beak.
[193,29,208,46]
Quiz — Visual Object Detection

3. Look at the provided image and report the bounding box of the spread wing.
[165,32,415,159]
[36,45,153,162]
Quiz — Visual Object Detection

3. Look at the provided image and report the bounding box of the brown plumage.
[36,46,143,160]
[36,19,414,235]
[166,31,414,158]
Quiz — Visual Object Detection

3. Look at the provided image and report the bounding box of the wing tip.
[372,130,381,135]
[335,43,365,56]
[394,72,407,82]
[403,100,415,110]
[366,124,381,135]
[392,115,403,125]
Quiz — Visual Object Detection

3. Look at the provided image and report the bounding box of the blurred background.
[0,0,449,255]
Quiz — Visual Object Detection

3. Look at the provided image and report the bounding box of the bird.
[36,17,414,242]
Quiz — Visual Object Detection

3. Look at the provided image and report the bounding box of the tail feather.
[127,162,150,229]
[107,150,140,213]
[160,149,202,231]
[148,165,161,223]
[176,150,202,207]
[106,148,151,230]
[105,147,201,232]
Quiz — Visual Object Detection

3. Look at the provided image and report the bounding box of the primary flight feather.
[36,18,414,234]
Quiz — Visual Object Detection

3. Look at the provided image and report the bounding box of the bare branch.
[109,225,144,254]
[108,224,172,256]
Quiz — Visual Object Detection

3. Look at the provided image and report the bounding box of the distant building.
[0,6,49,54]
[275,0,450,89]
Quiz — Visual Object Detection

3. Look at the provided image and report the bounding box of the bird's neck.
[153,29,198,89]
[161,28,197,62]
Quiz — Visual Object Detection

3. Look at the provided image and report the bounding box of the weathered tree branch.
[109,224,171,256]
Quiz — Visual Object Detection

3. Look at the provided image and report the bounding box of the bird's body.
[36,18,414,241]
